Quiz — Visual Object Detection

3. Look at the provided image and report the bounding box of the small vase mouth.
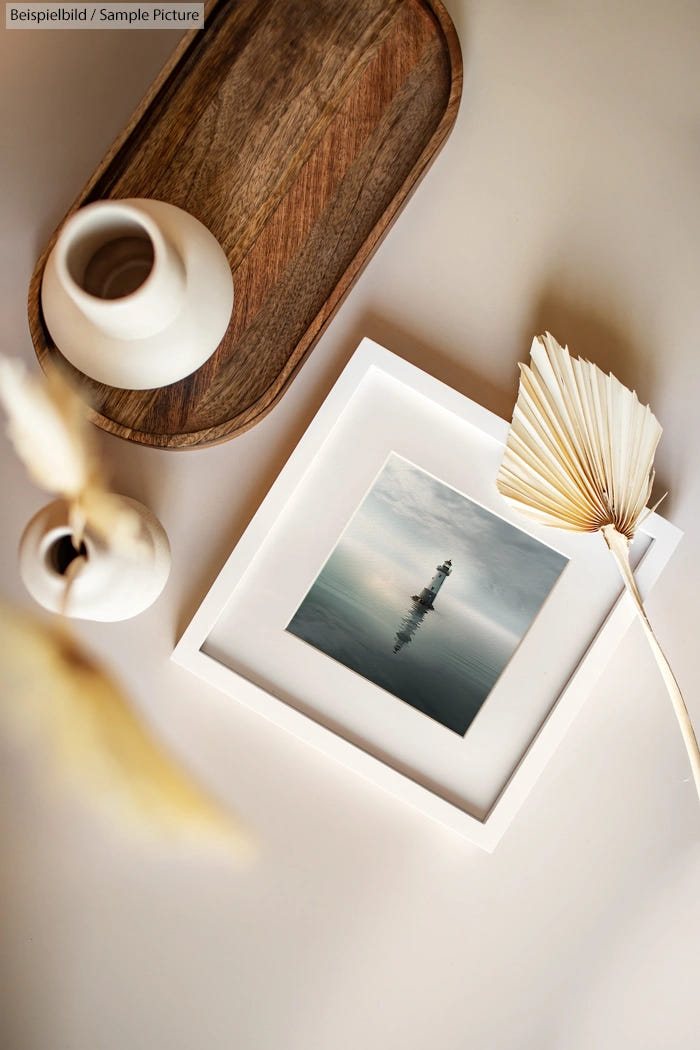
[45,533,88,576]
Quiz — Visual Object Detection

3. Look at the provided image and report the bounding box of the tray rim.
[28,0,463,449]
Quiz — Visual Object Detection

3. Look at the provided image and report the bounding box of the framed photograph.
[173,338,681,850]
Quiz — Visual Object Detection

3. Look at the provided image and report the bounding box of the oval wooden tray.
[28,0,462,449]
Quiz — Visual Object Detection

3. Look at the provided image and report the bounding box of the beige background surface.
[2,3,699,1048]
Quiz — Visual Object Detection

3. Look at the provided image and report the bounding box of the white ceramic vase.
[19,496,171,622]
[41,198,233,389]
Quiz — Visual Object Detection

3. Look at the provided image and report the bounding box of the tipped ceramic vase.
[40,198,233,389]
[19,496,171,622]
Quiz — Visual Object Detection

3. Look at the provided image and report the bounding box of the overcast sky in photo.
[336,452,568,639]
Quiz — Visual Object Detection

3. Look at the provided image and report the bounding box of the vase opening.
[67,215,155,301]
[47,534,88,576]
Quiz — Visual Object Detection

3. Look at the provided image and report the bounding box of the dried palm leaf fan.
[496,332,700,802]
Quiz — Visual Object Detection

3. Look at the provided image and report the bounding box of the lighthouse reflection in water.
[286,454,567,736]
[393,604,429,653]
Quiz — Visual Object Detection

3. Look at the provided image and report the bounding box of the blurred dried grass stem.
[0,358,251,853]
[0,356,143,555]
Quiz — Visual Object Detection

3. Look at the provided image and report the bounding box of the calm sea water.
[287,546,515,736]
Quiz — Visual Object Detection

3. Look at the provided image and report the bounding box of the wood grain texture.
[28,0,462,448]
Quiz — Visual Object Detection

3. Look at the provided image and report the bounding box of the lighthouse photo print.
[286,453,568,736]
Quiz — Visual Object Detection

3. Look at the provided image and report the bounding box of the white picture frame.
[173,338,682,850]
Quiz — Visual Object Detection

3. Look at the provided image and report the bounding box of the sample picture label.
[287,454,568,735]
[5,4,204,29]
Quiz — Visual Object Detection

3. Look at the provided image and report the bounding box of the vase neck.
[54,200,186,340]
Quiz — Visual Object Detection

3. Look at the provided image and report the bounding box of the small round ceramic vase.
[19,497,171,622]
[40,198,233,389]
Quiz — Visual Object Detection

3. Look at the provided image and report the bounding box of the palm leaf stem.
[602,524,700,802]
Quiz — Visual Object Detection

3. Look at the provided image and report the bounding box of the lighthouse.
[411,558,452,609]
